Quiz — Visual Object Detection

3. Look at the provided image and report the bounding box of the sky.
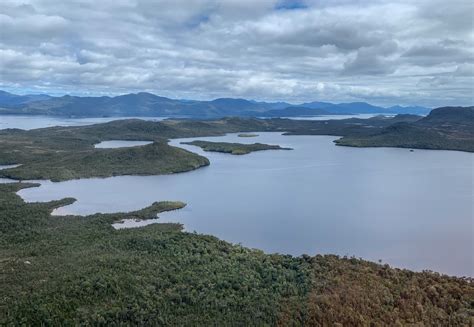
[0,0,473,107]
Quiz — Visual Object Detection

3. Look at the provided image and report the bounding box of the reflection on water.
[17,133,474,276]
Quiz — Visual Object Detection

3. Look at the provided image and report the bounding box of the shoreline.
[9,180,473,278]
[0,182,474,283]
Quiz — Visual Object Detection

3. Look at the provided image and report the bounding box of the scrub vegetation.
[181,140,292,155]
[336,107,474,152]
[1,183,472,325]
[238,133,259,137]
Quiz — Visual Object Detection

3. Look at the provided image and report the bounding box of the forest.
[181,140,292,155]
[1,183,472,325]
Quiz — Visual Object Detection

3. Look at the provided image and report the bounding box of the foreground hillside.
[1,183,472,325]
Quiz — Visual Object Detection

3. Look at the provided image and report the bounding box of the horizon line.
[0,89,437,109]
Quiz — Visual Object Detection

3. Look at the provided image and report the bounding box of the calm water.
[17,132,473,276]
[94,140,153,148]
[0,114,386,130]
[277,113,394,120]
[0,164,21,184]
[0,115,167,130]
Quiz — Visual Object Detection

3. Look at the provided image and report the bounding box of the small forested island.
[181,140,292,155]
[238,133,259,137]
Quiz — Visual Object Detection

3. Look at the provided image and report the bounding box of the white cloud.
[0,0,472,106]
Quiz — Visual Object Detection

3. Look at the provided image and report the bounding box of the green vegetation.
[238,133,259,137]
[0,141,209,182]
[337,107,474,152]
[1,183,472,325]
[0,108,471,182]
[304,255,474,325]
[181,140,292,155]
[1,107,473,324]
[0,183,312,325]
[0,121,211,181]
[335,123,474,152]
[3,109,469,182]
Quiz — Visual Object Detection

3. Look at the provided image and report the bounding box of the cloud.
[343,41,398,75]
[0,0,472,107]
[402,40,473,66]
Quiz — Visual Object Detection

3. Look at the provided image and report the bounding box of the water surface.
[0,115,167,130]
[1,114,392,130]
[277,113,395,120]
[94,140,153,148]
[18,133,473,276]
[0,164,21,170]
[0,165,21,184]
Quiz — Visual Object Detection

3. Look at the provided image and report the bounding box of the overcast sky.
[1,0,473,106]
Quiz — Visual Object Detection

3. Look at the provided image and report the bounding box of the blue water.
[94,140,153,148]
[0,115,167,130]
[17,132,474,277]
[0,114,384,130]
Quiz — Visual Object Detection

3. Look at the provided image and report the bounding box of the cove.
[17,133,474,276]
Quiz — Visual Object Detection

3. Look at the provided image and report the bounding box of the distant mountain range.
[0,90,432,118]
[0,90,52,106]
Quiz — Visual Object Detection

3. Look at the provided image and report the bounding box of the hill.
[336,107,474,152]
[0,90,431,118]
[257,106,331,117]
[300,101,431,115]
[0,90,51,106]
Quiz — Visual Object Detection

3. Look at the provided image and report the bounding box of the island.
[238,133,259,137]
[181,140,292,155]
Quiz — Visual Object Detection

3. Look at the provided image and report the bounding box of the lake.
[94,140,153,148]
[17,132,473,277]
[277,113,395,120]
[0,115,168,130]
[0,164,21,184]
[0,114,385,130]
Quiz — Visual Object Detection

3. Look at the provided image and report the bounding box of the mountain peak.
[0,89,436,118]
